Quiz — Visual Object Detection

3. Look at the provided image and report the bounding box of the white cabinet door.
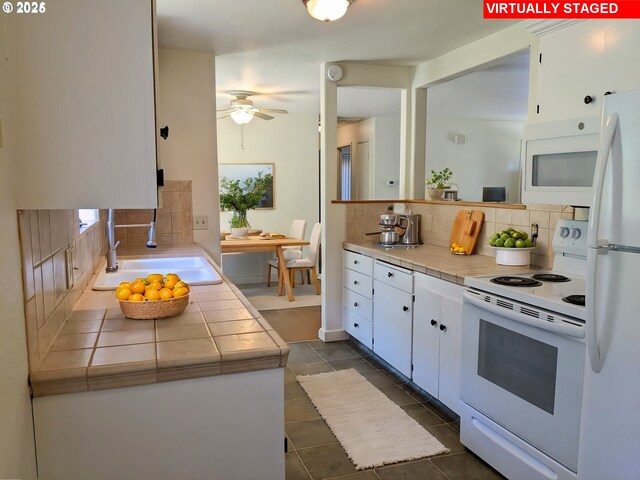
[411,281,441,397]
[10,0,158,209]
[412,272,463,414]
[536,21,640,122]
[437,295,463,414]
[373,280,413,377]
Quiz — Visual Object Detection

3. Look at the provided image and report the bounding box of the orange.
[148,280,163,291]
[165,273,181,283]
[135,277,150,286]
[116,287,132,301]
[173,286,189,298]
[129,280,146,294]
[147,273,164,283]
[145,289,160,301]
[158,288,174,300]
[128,293,145,302]
[174,280,190,292]
[118,282,131,290]
[163,276,178,290]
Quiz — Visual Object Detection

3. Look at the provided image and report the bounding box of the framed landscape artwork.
[218,163,275,209]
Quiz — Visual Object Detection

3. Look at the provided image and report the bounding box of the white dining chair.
[266,219,306,287]
[267,222,321,295]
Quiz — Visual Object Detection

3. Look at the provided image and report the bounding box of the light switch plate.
[194,215,208,230]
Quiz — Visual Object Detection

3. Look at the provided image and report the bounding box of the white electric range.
[459,219,588,480]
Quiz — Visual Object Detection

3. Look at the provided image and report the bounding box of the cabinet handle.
[403,306,409,312]
[353,302,359,307]
[353,322,359,328]
[353,280,359,285]
[354,260,359,265]
[440,324,447,332]
[584,95,594,104]
[430,319,437,326]
[388,272,394,278]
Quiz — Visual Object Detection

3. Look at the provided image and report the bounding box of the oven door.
[460,291,585,471]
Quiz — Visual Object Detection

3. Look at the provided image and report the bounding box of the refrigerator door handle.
[586,112,618,374]
[587,113,618,249]
[586,249,605,373]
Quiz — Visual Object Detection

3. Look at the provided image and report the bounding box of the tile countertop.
[30,245,289,397]
[343,241,540,285]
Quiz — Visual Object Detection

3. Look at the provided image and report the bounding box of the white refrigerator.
[580,89,640,479]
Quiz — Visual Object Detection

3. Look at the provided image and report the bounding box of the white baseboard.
[318,328,349,343]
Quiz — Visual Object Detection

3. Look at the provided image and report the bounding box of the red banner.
[484,1,640,18]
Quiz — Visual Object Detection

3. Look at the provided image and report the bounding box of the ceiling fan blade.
[216,108,236,114]
[217,113,231,119]
[251,111,274,121]
[256,108,289,114]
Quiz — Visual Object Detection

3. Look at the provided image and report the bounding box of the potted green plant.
[219,172,272,237]
[425,168,453,199]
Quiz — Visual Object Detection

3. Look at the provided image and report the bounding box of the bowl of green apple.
[489,227,535,265]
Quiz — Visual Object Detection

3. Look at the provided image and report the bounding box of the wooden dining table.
[220,236,310,302]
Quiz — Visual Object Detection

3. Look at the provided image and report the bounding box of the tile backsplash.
[18,209,107,372]
[344,201,575,269]
[113,180,193,247]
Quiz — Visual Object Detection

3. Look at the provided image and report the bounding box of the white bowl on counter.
[492,247,535,266]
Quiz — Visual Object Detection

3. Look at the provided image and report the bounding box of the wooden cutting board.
[449,209,485,255]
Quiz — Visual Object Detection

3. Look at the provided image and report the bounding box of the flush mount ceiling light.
[302,0,354,22]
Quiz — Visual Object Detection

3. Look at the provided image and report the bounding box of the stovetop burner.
[563,295,585,306]
[490,276,543,287]
[532,273,571,283]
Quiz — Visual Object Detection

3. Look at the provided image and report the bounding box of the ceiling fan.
[217,91,288,125]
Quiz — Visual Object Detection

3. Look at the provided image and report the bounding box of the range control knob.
[560,227,570,238]
[571,228,582,239]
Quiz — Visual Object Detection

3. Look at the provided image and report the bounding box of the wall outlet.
[194,215,208,230]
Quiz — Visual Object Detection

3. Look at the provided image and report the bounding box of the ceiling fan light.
[305,0,351,22]
[230,109,254,125]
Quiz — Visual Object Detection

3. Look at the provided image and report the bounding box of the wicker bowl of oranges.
[115,273,190,320]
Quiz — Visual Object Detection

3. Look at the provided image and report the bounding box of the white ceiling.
[156,0,519,115]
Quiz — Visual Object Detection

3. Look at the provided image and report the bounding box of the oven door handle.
[463,291,585,339]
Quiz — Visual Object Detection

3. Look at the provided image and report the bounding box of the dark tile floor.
[284,338,506,480]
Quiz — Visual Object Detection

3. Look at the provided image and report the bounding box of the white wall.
[373,116,401,199]
[426,119,524,202]
[0,15,38,479]
[157,49,221,262]
[217,113,319,284]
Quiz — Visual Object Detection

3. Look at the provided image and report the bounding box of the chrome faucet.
[105,209,157,273]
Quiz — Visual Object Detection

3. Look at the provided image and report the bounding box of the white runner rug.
[297,368,449,470]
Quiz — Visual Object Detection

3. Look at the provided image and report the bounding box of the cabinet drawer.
[343,268,373,299]
[343,250,373,276]
[374,261,413,293]
[342,288,373,321]
[344,309,373,349]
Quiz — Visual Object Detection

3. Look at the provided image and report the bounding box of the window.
[78,209,99,230]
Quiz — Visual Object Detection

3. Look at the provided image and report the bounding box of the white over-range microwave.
[521,116,600,207]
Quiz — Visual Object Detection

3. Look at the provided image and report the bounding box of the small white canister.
[492,247,535,266]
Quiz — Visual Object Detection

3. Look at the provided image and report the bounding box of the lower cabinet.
[373,261,413,378]
[412,272,463,414]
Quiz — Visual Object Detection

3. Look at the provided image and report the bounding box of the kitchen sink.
[91,256,223,290]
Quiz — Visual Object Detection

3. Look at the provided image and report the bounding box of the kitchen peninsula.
[30,245,288,480]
